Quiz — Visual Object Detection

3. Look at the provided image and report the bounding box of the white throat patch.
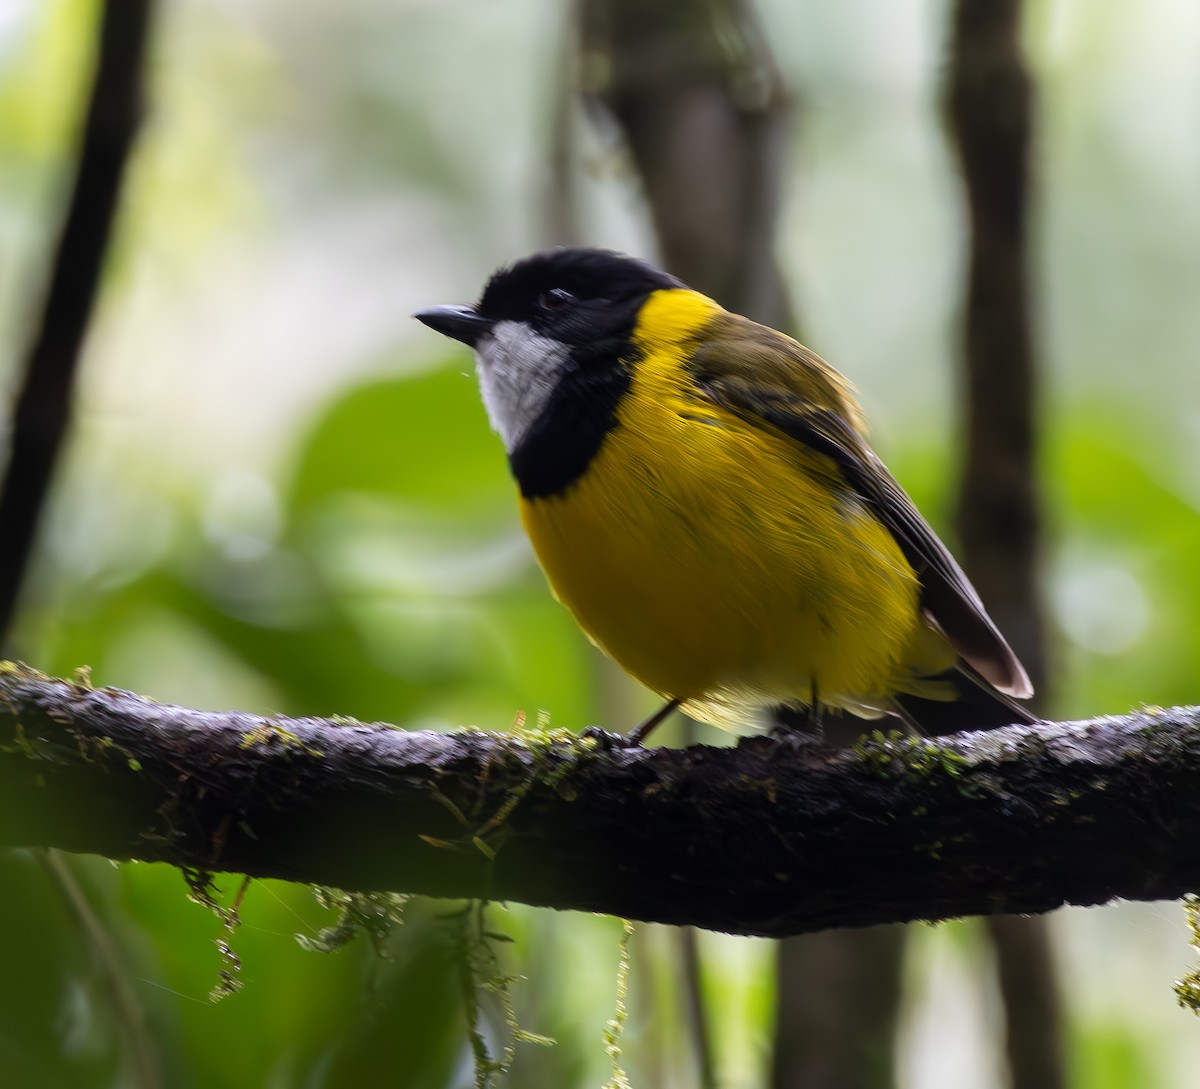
[474,319,570,452]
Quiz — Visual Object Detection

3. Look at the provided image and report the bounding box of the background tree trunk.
[947,3,1066,1088]
[0,0,155,651]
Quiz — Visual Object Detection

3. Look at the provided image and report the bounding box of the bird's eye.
[538,288,575,312]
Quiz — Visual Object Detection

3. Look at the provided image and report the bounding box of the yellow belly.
[519,353,953,728]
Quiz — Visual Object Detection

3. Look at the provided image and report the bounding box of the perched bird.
[416,248,1034,743]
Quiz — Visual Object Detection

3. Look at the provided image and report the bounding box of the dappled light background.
[2,0,1200,1086]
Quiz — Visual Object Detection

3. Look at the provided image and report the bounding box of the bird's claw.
[580,725,641,751]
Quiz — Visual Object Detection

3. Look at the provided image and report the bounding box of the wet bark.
[2,668,1197,938]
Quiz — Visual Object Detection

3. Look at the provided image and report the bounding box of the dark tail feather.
[767,663,1036,744]
[892,663,1037,737]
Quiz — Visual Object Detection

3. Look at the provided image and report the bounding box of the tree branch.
[1,666,1196,937]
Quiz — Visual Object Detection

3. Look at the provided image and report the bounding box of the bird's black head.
[413,248,683,494]
[475,248,682,349]
[414,248,681,355]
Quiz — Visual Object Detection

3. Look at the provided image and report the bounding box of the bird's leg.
[808,685,825,735]
[579,696,682,750]
[769,682,825,746]
[626,697,682,747]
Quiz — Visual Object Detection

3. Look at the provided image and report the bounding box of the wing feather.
[691,319,1033,700]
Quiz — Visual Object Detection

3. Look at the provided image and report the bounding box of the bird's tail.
[768,662,1036,744]
[891,662,1037,736]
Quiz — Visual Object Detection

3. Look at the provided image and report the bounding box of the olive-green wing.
[691,329,1033,701]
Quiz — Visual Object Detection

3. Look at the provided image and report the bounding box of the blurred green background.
[2,0,1199,1086]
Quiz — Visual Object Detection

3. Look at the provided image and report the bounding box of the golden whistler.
[417,248,1033,743]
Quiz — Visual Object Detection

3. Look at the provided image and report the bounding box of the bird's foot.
[579,725,639,751]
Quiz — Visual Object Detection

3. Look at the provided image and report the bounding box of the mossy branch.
[1,664,1197,938]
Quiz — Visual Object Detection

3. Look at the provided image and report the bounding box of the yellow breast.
[519,289,950,726]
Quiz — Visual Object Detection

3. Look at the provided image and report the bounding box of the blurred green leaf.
[289,365,511,513]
